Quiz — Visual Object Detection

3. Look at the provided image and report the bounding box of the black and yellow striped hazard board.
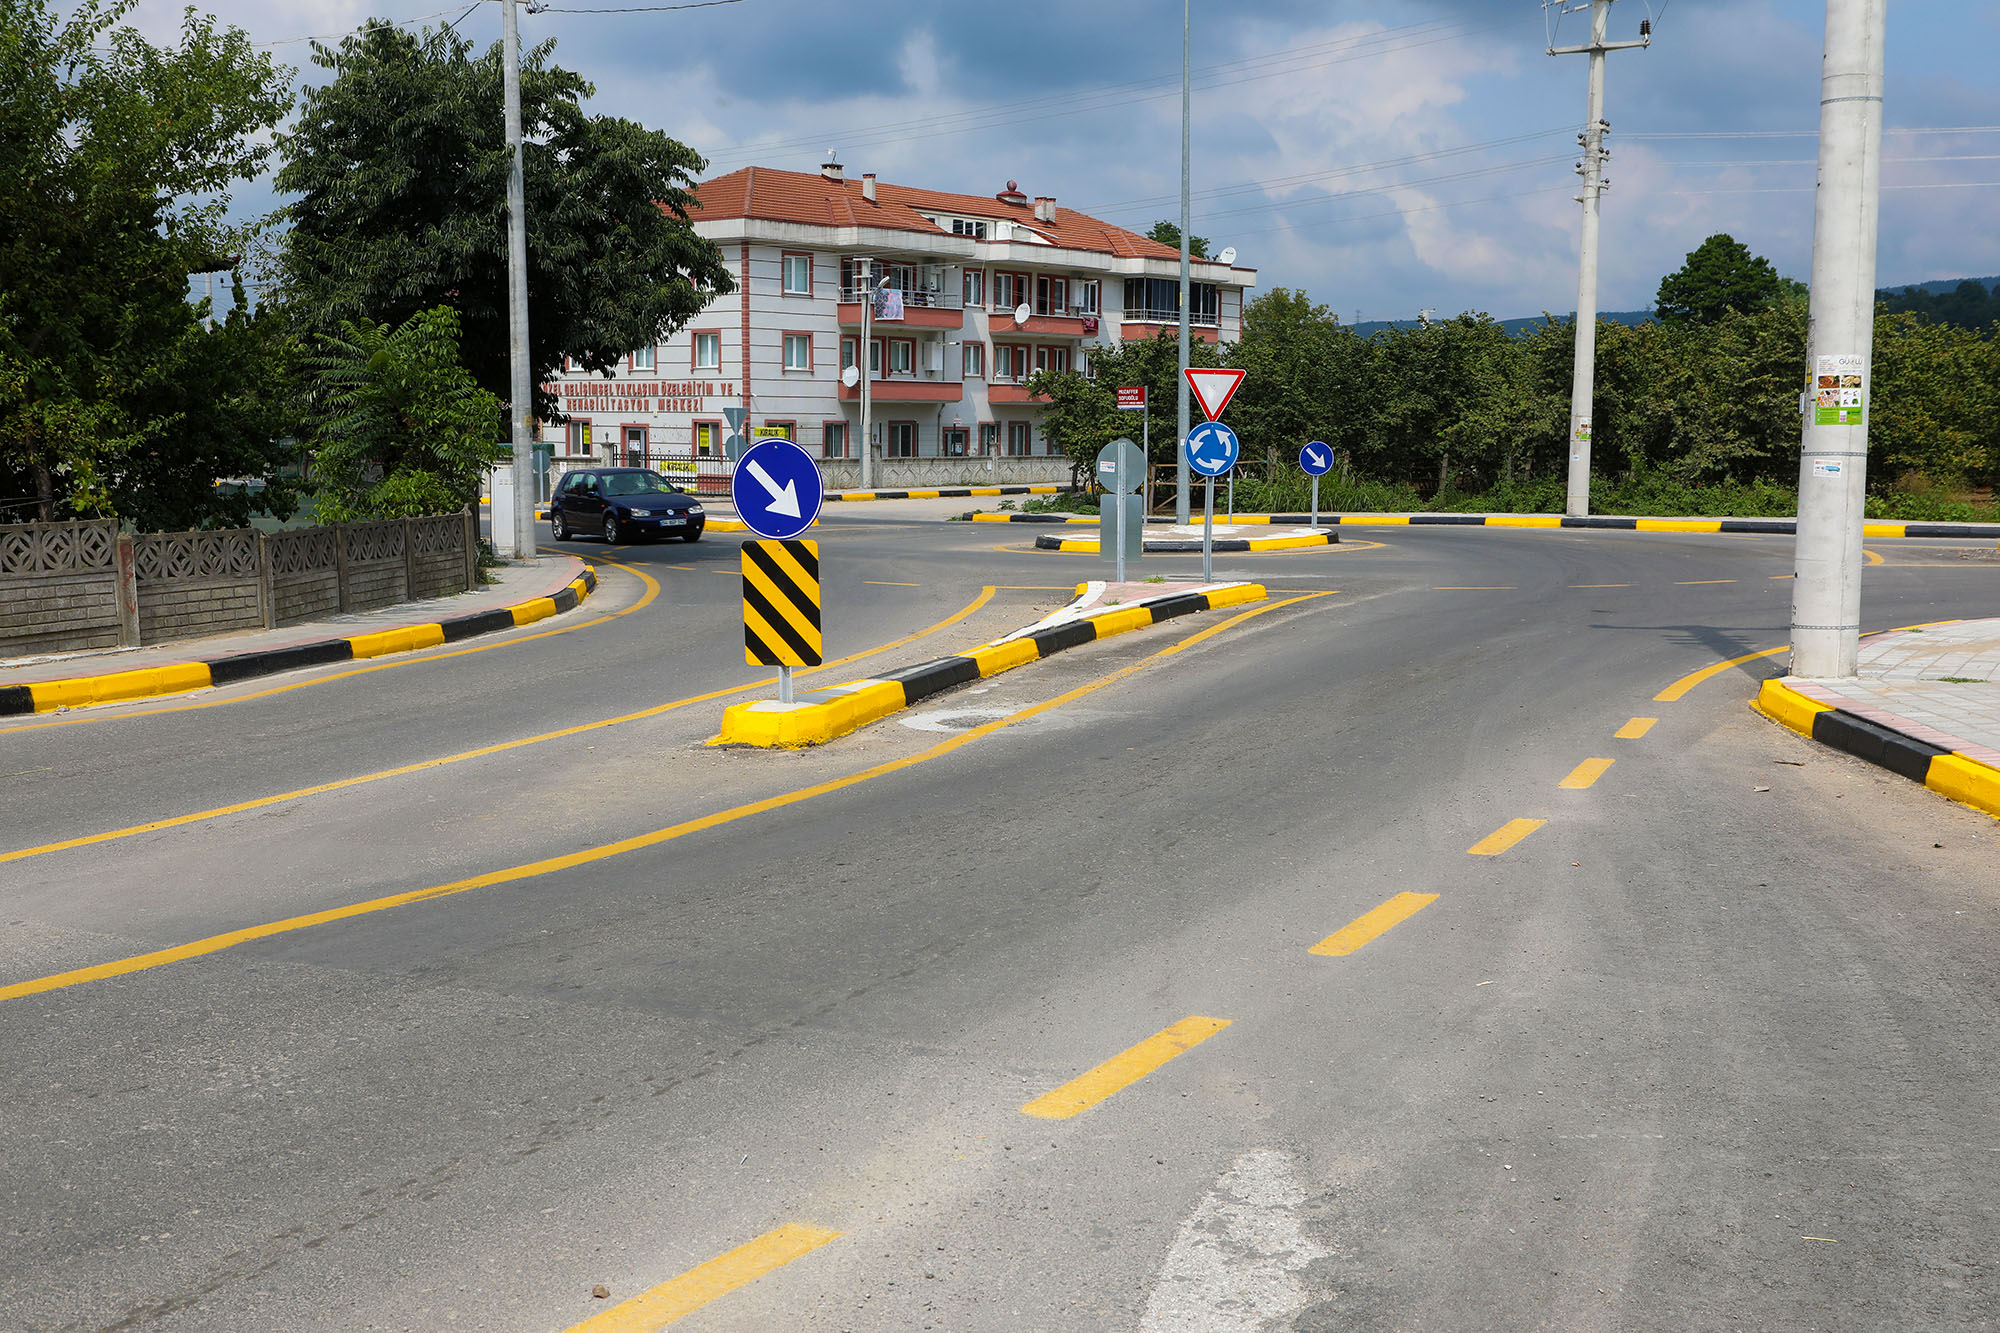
[741,539,822,667]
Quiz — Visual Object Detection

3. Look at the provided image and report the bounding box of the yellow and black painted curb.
[1753,677,2000,820]
[0,567,597,717]
[716,582,1268,748]
[1036,531,1336,554]
[829,484,1062,503]
[976,511,2000,539]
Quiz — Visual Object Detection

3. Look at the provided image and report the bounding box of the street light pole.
[1175,0,1192,527]
[1790,0,1886,680]
[501,0,536,561]
[1549,0,1648,519]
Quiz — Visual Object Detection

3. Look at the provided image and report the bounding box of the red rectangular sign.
[1116,386,1147,411]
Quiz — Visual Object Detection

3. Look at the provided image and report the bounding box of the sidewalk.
[1756,618,2000,820]
[0,556,594,715]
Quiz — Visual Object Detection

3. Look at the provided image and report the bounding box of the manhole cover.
[899,708,1013,733]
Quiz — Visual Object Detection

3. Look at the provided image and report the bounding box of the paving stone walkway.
[1789,618,2000,767]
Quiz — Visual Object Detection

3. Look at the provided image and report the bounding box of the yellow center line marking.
[0,549,651,735]
[1019,1016,1231,1120]
[665,564,695,571]
[1863,547,1884,566]
[1570,583,1631,588]
[1674,579,1736,585]
[863,581,920,586]
[564,1223,841,1331]
[0,593,1330,1001]
[1559,757,1615,789]
[1652,646,1788,702]
[0,585,1000,866]
[1468,818,1545,856]
[1309,892,1439,957]
[1433,586,1516,590]
[1615,717,1657,739]
[1770,573,1795,579]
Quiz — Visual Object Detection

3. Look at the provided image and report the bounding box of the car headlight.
[688,505,704,515]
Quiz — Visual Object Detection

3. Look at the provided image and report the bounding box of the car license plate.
[661,515,685,524]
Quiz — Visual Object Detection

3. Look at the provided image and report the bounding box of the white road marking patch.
[1140,1149,1331,1332]
[897,707,1015,733]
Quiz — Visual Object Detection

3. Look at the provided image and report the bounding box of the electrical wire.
[535,0,741,10]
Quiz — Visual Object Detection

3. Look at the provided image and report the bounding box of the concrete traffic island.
[1755,616,2000,821]
[713,579,1267,748]
[1035,525,1336,554]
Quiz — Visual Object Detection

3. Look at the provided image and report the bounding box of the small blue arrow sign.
[730,438,824,540]
[1299,440,1333,477]
[1184,421,1240,478]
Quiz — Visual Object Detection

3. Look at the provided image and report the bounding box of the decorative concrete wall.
[814,456,1074,490]
[0,520,130,656]
[135,528,263,643]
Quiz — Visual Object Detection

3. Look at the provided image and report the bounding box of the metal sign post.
[1096,437,1145,583]
[1184,421,1239,584]
[732,439,826,705]
[1299,439,1333,531]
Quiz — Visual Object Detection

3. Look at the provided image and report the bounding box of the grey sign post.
[1299,439,1334,532]
[1096,437,1145,583]
[722,405,749,461]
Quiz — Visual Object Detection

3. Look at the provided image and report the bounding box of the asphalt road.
[4,508,1999,1332]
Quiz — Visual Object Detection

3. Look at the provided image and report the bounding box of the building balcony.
[1121,313,1221,344]
[986,382,1052,405]
[837,288,964,330]
[836,378,965,403]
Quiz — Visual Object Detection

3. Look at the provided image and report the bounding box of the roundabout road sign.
[1299,440,1334,476]
[730,437,824,540]
[1184,421,1240,478]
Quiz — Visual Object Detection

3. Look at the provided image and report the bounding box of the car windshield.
[601,471,678,496]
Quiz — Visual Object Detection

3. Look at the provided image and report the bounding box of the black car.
[549,467,706,544]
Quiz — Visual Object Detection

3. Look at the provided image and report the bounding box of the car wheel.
[680,527,701,543]
[601,513,619,545]
[550,509,568,541]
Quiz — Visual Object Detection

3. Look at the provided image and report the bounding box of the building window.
[1006,422,1032,456]
[993,271,1027,312]
[630,345,656,372]
[622,424,648,465]
[886,421,917,458]
[992,344,1029,382]
[566,419,593,454]
[783,332,812,371]
[1122,278,1219,325]
[1034,345,1070,375]
[1034,275,1068,317]
[758,421,795,441]
[869,339,883,375]
[888,340,913,375]
[693,421,720,456]
[840,337,858,371]
[978,423,999,455]
[821,421,849,458]
[942,426,970,456]
[962,342,985,378]
[1077,280,1100,315]
[693,330,721,370]
[962,267,984,308]
[949,217,988,239]
[782,252,812,295]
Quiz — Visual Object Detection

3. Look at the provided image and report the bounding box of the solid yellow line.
[1308,891,1438,957]
[0,584,998,866]
[1467,818,1545,856]
[1652,646,1788,702]
[564,1223,841,1331]
[1559,757,1615,789]
[0,593,1324,1000]
[1570,583,1631,588]
[1863,547,1885,566]
[1673,579,1736,585]
[1615,717,1657,739]
[1019,1016,1231,1120]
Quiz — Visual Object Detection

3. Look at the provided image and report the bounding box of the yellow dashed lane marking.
[1615,717,1657,739]
[1673,579,1736,586]
[1468,818,1545,857]
[1309,892,1439,957]
[1559,757,1615,789]
[564,1223,841,1331]
[1020,1016,1231,1120]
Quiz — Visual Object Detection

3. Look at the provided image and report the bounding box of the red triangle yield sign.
[1183,367,1246,422]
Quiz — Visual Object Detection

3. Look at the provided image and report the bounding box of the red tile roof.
[690,166,1190,262]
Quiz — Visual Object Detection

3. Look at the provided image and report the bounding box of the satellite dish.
[840,365,860,387]
[1217,246,1238,265]
[1013,303,1030,326]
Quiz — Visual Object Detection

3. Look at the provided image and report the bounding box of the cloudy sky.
[124,0,2000,323]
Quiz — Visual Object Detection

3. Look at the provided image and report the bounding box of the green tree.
[1146,221,1210,259]
[302,306,502,521]
[0,0,293,523]
[1022,371,1121,486]
[1228,289,1373,469]
[1075,332,1227,467]
[1364,314,1546,491]
[276,22,734,423]
[1655,233,1786,326]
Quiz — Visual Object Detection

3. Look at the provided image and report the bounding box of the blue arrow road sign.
[1184,421,1240,478]
[1299,440,1333,476]
[730,438,824,540]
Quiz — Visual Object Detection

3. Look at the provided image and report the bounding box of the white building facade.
[539,163,1255,483]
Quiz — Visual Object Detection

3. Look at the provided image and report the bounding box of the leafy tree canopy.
[275,22,735,423]
[1146,221,1210,259]
[0,0,294,525]
[1655,233,1786,326]
[1879,279,2000,331]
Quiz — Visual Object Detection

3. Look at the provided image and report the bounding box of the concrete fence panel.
[134,528,263,644]
[267,526,341,626]
[339,518,410,614]
[0,520,125,656]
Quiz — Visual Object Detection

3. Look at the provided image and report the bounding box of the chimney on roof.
[995,179,1028,207]
[862,172,876,203]
[1033,196,1056,223]
[821,150,843,182]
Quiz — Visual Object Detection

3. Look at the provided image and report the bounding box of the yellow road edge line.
[1673,579,1737,585]
[1,594,1322,1000]
[1926,753,2000,822]
[1468,817,1546,857]
[1019,1016,1231,1120]
[0,584,998,866]
[1309,891,1439,957]
[1653,645,1789,702]
[1615,716,1657,739]
[1558,757,1615,790]
[564,1223,842,1332]
[29,662,213,712]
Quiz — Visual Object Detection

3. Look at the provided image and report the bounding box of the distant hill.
[1352,310,1651,337]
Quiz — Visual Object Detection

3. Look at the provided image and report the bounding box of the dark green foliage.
[276,21,734,422]
[1655,234,1786,326]
[1878,280,2000,331]
[1146,221,1210,259]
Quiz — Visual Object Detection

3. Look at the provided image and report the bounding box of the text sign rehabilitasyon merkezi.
[1183,421,1240,478]
[729,437,824,541]
[741,539,822,668]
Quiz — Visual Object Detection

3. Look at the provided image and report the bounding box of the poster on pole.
[1813,355,1865,426]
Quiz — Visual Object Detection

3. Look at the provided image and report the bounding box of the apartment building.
[540,161,1256,465]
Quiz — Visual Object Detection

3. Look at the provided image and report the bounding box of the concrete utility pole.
[1791,0,1886,679]
[1549,0,1648,518]
[1175,0,1192,526]
[859,259,875,490]
[502,0,537,561]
